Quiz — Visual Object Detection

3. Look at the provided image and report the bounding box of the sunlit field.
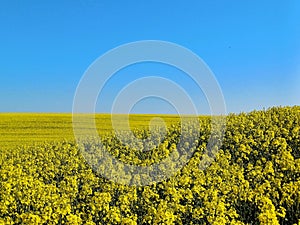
[0,113,182,150]
[0,106,299,224]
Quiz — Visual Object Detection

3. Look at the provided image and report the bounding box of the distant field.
[0,113,182,149]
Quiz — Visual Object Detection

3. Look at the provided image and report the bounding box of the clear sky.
[0,0,299,114]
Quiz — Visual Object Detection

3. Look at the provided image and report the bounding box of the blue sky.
[0,0,299,114]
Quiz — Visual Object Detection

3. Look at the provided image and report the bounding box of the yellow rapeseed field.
[0,113,180,150]
[0,107,299,224]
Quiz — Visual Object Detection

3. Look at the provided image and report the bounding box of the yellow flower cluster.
[0,106,299,224]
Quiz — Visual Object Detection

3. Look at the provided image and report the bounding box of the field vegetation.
[0,106,299,224]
